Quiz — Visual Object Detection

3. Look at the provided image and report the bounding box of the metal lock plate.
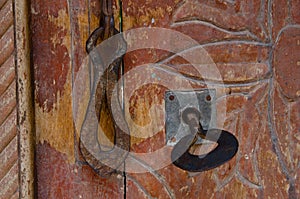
[165,89,216,146]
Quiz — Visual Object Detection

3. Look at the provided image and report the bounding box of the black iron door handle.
[171,107,239,172]
[80,0,129,177]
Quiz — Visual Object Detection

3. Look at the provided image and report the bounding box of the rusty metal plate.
[165,89,216,146]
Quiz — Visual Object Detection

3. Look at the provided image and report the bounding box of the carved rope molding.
[15,0,35,198]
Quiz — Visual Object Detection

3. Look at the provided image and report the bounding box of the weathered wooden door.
[31,0,300,198]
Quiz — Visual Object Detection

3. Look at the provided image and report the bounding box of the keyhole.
[181,107,200,125]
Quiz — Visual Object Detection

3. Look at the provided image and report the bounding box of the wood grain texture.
[15,0,36,197]
[29,0,300,198]
[31,0,124,197]
[120,0,299,198]
[0,0,19,198]
[0,0,13,38]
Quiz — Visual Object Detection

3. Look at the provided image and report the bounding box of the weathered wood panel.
[119,0,299,198]
[31,0,299,198]
[31,0,124,198]
[0,0,19,198]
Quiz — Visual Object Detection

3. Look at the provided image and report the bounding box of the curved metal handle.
[79,59,130,177]
[79,2,129,177]
[171,129,238,172]
[171,107,239,172]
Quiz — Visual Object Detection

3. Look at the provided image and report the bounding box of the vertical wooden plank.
[31,0,75,197]
[0,0,21,198]
[15,0,34,198]
[31,0,124,197]
[70,0,124,197]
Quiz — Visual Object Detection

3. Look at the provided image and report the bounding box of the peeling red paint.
[273,27,300,100]
[36,142,124,198]
[31,1,70,111]
[31,0,300,198]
